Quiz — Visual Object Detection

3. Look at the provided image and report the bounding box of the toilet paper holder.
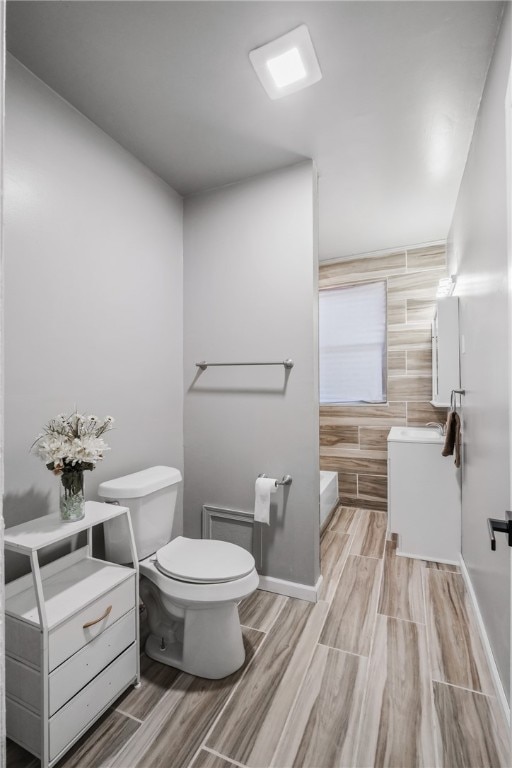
[258,473,293,486]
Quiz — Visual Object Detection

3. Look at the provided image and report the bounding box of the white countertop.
[387,426,444,444]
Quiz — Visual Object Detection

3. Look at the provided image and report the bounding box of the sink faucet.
[426,422,446,436]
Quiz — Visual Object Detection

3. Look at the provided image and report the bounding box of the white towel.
[254,477,277,525]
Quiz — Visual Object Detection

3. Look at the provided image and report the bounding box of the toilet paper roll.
[254,477,278,525]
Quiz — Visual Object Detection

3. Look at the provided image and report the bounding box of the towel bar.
[196,359,294,370]
[450,389,465,410]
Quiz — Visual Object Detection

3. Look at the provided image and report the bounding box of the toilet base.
[145,634,185,671]
[142,588,246,679]
[139,562,258,679]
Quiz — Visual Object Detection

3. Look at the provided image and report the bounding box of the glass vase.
[60,469,85,522]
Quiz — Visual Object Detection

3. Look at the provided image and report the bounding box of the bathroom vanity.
[387,427,461,564]
[5,502,140,768]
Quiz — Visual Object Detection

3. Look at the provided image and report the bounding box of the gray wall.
[447,5,511,698]
[183,162,320,588]
[4,56,184,581]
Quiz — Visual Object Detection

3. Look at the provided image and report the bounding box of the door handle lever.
[487,513,512,550]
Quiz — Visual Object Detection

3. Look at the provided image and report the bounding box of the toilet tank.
[98,466,182,564]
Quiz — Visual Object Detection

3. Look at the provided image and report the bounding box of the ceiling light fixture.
[249,25,322,100]
[267,47,306,89]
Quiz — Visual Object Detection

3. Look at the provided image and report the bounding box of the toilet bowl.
[139,537,258,678]
[98,467,259,679]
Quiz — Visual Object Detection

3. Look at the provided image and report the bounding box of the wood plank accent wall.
[319,244,448,512]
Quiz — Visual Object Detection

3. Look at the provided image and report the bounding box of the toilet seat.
[140,553,259,607]
[155,536,255,584]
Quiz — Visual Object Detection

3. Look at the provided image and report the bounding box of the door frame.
[506,46,512,748]
[0,1,5,761]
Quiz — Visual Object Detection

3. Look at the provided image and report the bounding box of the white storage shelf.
[4,501,140,768]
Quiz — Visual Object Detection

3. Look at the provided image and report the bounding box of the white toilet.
[98,466,259,679]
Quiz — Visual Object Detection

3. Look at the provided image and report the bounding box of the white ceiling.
[6,1,503,260]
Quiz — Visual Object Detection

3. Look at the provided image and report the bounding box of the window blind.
[319,280,386,404]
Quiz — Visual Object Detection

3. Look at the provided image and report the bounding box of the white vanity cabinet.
[388,427,461,564]
[431,296,460,407]
[5,502,140,767]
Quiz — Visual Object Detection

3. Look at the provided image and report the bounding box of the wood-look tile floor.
[7,505,510,768]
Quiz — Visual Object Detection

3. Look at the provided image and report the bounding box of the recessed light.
[249,25,322,100]
[267,47,307,89]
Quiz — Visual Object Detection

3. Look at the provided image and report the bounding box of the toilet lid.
[155,537,256,584]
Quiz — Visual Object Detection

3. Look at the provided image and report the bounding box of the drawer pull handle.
[83,605,112,629]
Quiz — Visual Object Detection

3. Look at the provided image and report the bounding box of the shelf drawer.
[49,609,136,716]
[6,695,41,759]
[6,615,40,669]
[6,656,41,714]
[49,575,135,671]
[49,643,137,763]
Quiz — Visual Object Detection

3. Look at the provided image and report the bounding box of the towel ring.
[451,389,466,410]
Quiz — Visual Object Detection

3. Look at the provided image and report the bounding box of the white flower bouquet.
[32,412,114,520]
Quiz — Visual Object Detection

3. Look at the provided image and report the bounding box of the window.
[319,280,387,404]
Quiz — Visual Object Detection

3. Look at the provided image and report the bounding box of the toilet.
[98,466,259,679]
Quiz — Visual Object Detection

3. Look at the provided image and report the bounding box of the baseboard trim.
[397,550,460,567]
[459,556,510,725]
[258,574,323,603]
